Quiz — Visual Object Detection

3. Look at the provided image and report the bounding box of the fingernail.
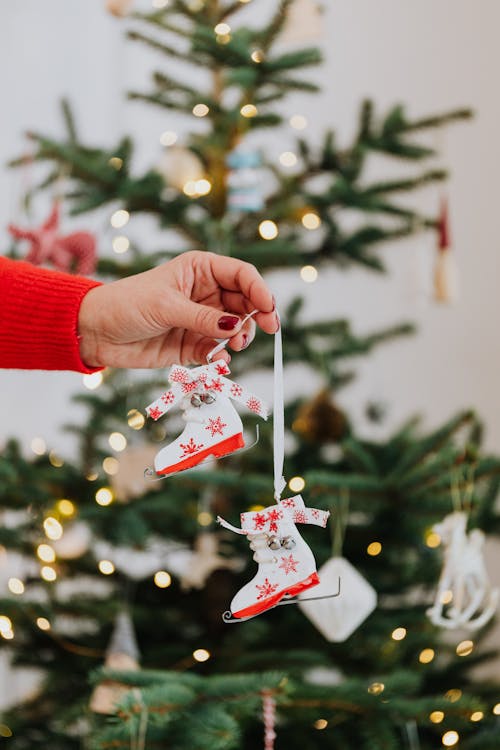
[218,315,240,331]
[242,333,249,349]
[274,313,280,332]
[271,295,276,311]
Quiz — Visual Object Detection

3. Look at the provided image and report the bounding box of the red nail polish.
[218,315,239,331]
[242,333,249,349]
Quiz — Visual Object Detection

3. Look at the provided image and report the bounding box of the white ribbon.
[273,316,286,502]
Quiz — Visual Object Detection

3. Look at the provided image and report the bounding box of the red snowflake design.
[230,383,243,398]
[293,510,308,524]
[180,437,203,456]
[253,512,268,531]
[216,363,230,375]
[170,367,189,383]
[267,508,283,533]
[281,498,296,508]
[311,509,320,519]
[181,380,198,394]
[256,577,279,600]
[246,396,262,414]
[161,390,175,405]
[198,372,208,383]
[147,406,163,421]
[205,377,224,392]
[205,416,227,437]
[279,554,299,575]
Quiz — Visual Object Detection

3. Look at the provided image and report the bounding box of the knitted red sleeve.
[0,257,103,373]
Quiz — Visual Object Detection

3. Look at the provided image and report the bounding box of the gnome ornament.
[434,196,459,303]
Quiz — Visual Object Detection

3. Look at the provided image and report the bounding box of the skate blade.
[144,425,260,482]
[222,577,341,623]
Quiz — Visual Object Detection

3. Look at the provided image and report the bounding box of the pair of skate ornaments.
[146,312,337,622]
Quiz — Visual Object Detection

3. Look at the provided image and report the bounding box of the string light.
[36,617,51,631]
[300,265,318,283]
[1,628,14,640]
[289,476,305,492]
[195,179,212,195]
[314,719,328,730]
[102,457,119,475]
[445,689,462,703]
[368,682,384,695]
[193,103,209,117]
[43,517,63,541]
[470,711,484,722]
[456,639,474,657]
[419,648,435,664]
[426,530,441,548]
[109,432,127,452]
[31,437,46,455]
[279,151,297,167]
[240,104,258,118]
[183,181,198,197]
[8,578,24,595]
[112,236,130,254]
[41,566,57,582]
[440,590,453,604]
[302,212,321,230]
[367,541,382,556]
[95,487,114,506]
[83,372,103,390]
[391,627,407,641]
[127,409,145,430]
[98,560,115,575]
[49,451,64,468]
[198,511,213,526]
[0,616,13,635]
[442,730,459,747]
[290,114,308,130]
[193,648,210,662]
[57,499,75,517]
[430,711,444,724]
[154,571,172,588]
[214,22,230,35]
[0,725,12,738]
[108,157,123,170]
[493,703,500,715]
[259,220,278,240]
[251,49,264,63]
[37,544,56,563]
[160,130,178,146]
[110,209,130,229]
[86,472,99,481]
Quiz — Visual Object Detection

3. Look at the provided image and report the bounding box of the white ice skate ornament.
[427,511,499,631]
[145,360,267,476]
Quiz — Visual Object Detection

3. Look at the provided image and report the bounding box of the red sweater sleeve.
[0,257,103,373]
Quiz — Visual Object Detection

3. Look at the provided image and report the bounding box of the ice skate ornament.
[145,319,268,477]
[217,318,338,622]
[427,511,499,631]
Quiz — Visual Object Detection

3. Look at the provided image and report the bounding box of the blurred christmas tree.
[1,1,500,749]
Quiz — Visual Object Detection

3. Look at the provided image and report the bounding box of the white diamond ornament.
[298,556,377,641]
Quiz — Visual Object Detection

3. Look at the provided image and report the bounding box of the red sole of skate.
[230,572,320,620]
[155,432,245,476]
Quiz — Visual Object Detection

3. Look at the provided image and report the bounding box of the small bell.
[267,535,281,551]
[191,394,203,407]
[281,536,296,550]
[202,393,216,405]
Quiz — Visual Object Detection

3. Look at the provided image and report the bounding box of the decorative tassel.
[262,690,277,750]
[434,197,459,303]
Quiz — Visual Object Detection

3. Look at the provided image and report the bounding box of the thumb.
[168,293,242,338]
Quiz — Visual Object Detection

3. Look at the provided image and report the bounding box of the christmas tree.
[1,1,500,748]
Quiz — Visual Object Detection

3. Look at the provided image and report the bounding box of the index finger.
[207,253,275,315]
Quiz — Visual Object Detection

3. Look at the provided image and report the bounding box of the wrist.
[78,286,103,368]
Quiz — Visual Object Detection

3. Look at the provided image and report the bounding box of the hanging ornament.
[93,537,188,580]
[105,0,134,17]
[281,0,323,44]
[8,202,97,275]
[227,149,265,213]
[53,521,92,560]
[157,146,205,193]
[111,444,161,502]
[293,389,348,444]
[434,196,459,303]
[262,690,277,750]
[427,511,499,630]
[89,610,140,714]
[179,532,244,591]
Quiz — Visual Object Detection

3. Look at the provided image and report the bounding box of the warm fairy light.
[102,457,119,475]
[195,179,212,195]
[183,180,198,197]
[391,627,407,641]
[198,511,213,526]
[314,719,328,730]
[83,372,103,390]
[248,504,265,512]
[259,220,278,240]
[430,711,444,724]
[302,212,321,230]
[110,209,130,228]
[193,648,210,662]
[31,437,46,456]
[154,571,172,588]
[43,517,63,541]
[289,476,305,493]
[0,725,12,738]
[419,648,435,664]
[112,235,130,254]
[279,151,297,167]
[426,530,441,548]
[240,104,258,118]
[290,114,308,130]
[442,730,459,747]
[37,544,56,563]
[49,451,64,468]
[493,703,500,715]
[8,578,24,595]
[160,130,178,146]
[368,682,385,695]
[1,628,14,640]
[445,689,462,703]
[367,541,382,556]
[300,265,318,283]
[109,432,127,452]
[127,409,145,430]
[239,0,252,3]
[36,617,51,631]
[41,566,57,582]
[98,560,115,575]
[108,157,123,170]
[95,487,114,506]
[440,590,453,604]
[251,49,264,63]
[0,616,12,634]
[214,22,230,34]
[57,499,75,517]
[87,472,98,481]
[470,711,484,722]
[152,0,169,7]
[193,103,209,117]
[456,639,474,657]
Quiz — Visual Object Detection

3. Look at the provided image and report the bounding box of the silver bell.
[281,536,296,550]
[190,393,203,407]
[267,534,281,551]
[202,393,216,405]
